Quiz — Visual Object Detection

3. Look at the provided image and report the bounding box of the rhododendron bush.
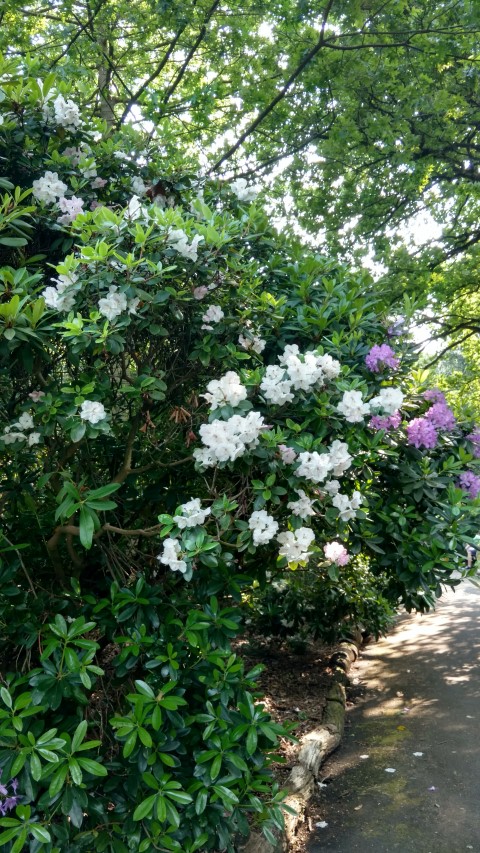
[0,62,480,852]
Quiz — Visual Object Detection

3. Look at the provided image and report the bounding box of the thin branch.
[163,0,221,105]
[424,331,478,368]
[49,0,107,68]
[1,534,37,597]
[117,24,189,125]
[209,0,336,173]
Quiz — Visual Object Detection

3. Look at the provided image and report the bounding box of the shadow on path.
[306,582,480,853]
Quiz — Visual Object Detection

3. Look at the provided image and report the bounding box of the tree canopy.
[3,0,480,345]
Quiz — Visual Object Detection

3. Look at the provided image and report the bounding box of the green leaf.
[133,793,156,821]
[76,757,108,776]
[71,720,88,753]
[79,506,95,550]
[30,824,51,843]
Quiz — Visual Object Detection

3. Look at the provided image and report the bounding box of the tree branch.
[209,0,336,173]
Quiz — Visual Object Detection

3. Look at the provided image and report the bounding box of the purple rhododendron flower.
[423,388,447,404]
[365,343,400,373]
[406,417,438,449]
[387,318,406,337]
[425,402,456,430]
[459,471,480,499]
[369,411,402,431]
[467,430,480,459]
[0,796,19,815]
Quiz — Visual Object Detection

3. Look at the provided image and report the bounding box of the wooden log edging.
[239,641,361,853]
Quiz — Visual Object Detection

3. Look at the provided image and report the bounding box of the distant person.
[466,535,480,569]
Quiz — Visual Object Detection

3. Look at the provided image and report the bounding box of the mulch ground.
[235,635,366,852]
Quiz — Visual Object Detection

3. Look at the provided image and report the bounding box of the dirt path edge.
[238,640,360,853]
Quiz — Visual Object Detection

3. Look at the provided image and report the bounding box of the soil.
[236,635,366,852]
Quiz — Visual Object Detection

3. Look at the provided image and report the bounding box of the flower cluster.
[32,171,68,205]
[79,401,107,425]
[98,286,139,322]
[467,430,480,458]
[365,343,399,372]
[57,195,84,225]
[369,387,404,415]
[173,498,211,529]
[43,271,78,312]
[406,417,438,449]
[202,372,247,410]
[238,333,266,354]
[48,94,82,131]
[158,538,187,573]
[337,390,370,423]
[193,411,266,466]
[296,441,352,484]
[287,490,316,518]
[458,471,480,499]
[0,774,20,816]
[277,527,315,564]
[332,491,363,522]
[323,541,350,566]
[278,445,297,464]
[168,228,203,262]
[230,178,259,202]
[369,412,402,431]
[2,412,40,446]
[406,390,456,449]
[248,510,279,545]
[261,345,340,405]
[201,305,224,330]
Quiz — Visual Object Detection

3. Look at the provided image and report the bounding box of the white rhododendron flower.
[42,271,78,311]
[201,305,224,330]
[332,491,363,522]
[194,286,209,300]
[238,333,266,354]
[98,286,128,321]
[3,429,26,444]
[337,389,370,423]
[158,538,187,574]
[194,411,265,466]
[202,372,247,410]
[328,440,352,476]
[287,490,316,518]
[15,413,34,431]
[173,498,211,529]
[230,177,259,202]
[369,387,404,415]
[248,510,279,545]
[317,353,341,380]
[323,479,341,496]
[278,444,297,464]
[131,176,147,195]
[52,94,82,131]
[28,432,41,446]
[127,195,142,220]
[79,401,107,424]
[277,527,315,564]
[296,451,333,483]
[168,228,203,261]
[260,365,294,405]
[91,176,107,189]
[57,195,84,225]
[32,171,68,205]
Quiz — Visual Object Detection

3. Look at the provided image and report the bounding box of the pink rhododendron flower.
[324,541,350,566]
